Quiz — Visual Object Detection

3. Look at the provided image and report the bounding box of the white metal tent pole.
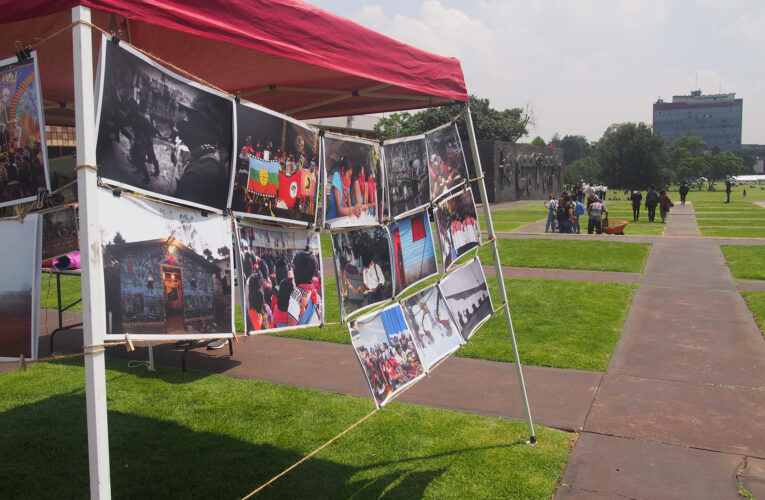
[72,6,112,497]
[463,102,536,443]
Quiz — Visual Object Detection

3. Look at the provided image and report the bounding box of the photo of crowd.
[331,225,393,320]
[41,204,78,261]
[236,222,322,333]
[434,188,481,270]
[439,258,493,341]
[400,284,462,371]
[389,211,437,295]
[323,134,383,229]
[350,304,425,407]
[229,102,319,225]
[425,123,468,200]
[95,37,234,211]
[382,136,429,218]
[0,54,50,208]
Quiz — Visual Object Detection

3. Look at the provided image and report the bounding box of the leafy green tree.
[708,153,745,180]
[596,122,669,189]
[530,136,546,146]
[564,156,602,184]
[373,112,422,141]
[551,134,592,165]
[674,134,707,155]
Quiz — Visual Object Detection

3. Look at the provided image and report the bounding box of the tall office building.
[653,91,742,151]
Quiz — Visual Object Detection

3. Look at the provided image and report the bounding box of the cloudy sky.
[306,0,764,145]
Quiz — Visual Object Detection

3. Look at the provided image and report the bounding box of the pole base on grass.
[528,436,537,445]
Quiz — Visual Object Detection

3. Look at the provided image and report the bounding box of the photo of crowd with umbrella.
[94,35,234,212]
[389,211,437,295]
[425,123,468,200]
[434,188,481,270]
[382,135,429,219]
[229,103,319,226]
[0,52,50,209]
[235,222,322,333]
[439,258,493,341]
[323,134,383,229]
[97,188,233,338]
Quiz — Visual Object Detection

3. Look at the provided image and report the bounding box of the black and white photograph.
[323,134,383,229]
[95,35,234,211]
[400,284,463,371]
[439,257,493,341]
[0,214,41,360]
[425,123,468,200]
[382,135,429,218]
[349,303,426,407]
[235,221,323,334]
[389,211,437,295]
[331,225,393,320]
[41,204,78,261]
[433,188,481,270]
[229,102,319,225]
[0,52,50,208]
[97,188,233,339]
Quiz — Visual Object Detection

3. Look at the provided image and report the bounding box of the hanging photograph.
[400,284,463,371]
[388,210,437,296]
[235,221,323,333]
[425,123,468,200]
[95,35,234,211]
[41,204,78,261]
[0,52,50,208]
[439,257,493,341]
[0,214,42,360]
[433,188,481,270]
[323,133,383,229]
[349,303,426,408]
[382,135,429,218]
[97,188,233,339]
[331,225,393,320]
[229,102,319,226]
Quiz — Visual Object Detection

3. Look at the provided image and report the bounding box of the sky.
[305,0,764,145]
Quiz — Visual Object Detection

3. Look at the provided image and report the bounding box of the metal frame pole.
[463,102,536,443]
[72,6,112,497]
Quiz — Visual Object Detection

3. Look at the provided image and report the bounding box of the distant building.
[653,91,742,151]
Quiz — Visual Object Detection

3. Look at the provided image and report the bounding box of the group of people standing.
[630,186,674,223]
[545,185,608,235]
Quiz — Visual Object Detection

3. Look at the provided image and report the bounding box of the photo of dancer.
[41,204,78,261]
[331,225,393,320]
[439,257,493,341]
[382,135,429,218]
[400,284,462,371]
[95,36,234,211]
[0,53,50,208]
[434,188,481,270]
[425,123,468,200]
[389,211,437,295]
[323,134,383,229]
[229,102,319,225]
[349,303,425,407]
[235,222,322,333]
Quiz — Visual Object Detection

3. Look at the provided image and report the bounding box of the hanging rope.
[493,301,508,314]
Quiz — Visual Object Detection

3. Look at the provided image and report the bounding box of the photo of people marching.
[434,188,481,269]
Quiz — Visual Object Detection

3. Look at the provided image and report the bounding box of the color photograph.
[236,222,323,333]
[331,225,393,320]
[97,188,233,338]
[349,303,426,407]
[95,36,234,211]
[400,284,463,371]
[382,135,429,218]
[439,257,493,341]
[229,102,319,225]
[0,52,49,208]
[425,123,468,200]
[41,204,78,261]
[434,188,481,270]
[0,214,41,360]
[388,211,437,295]
[323,134,383,229]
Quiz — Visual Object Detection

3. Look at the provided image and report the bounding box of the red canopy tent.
[1,0,467,124]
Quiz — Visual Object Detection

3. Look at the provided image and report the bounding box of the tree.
[674,134,707,155]
[564,156,602,184]
[530,136,546,146]
[596,122,670,189]
[551,134,592,165]
[708,153,745,180]
[373,112,422,141]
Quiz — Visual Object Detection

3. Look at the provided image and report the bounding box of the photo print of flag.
[433,187,481,270]
[439,257,493,341]
[229,101,319,226]
[0,51,50,209]
[425,123,468,200]
[95,34,234,212]
[382,135,429,219]
[349,303,426,408]
[388,210,437,295]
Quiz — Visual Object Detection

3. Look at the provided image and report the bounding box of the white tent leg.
[72,6,112,497]
[463,102,536,443]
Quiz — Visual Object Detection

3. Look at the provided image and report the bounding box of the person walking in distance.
[630,188,642,221]
[544,194,558,233]
[725,178,732,203]
[587,194,607,234]
[645,185,659,222]
[679,181,689,206]
[658,189,674,223]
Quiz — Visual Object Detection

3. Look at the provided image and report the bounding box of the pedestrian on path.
[658,189,673,223]
[725,178,732,203]
[679,181,689,205]
[645,185,659,222]
[544,194,558,233]
[630,188,642,221]
[587,194,607,234]
[556,193,574,233]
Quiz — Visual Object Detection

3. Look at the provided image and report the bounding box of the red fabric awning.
[0,0,467,123]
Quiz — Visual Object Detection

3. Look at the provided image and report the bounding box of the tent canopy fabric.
[0,0,467,124]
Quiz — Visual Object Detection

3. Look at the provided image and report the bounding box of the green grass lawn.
[742,292,765,336]
[672,186,765,202]
[476,239,651,273]
[699,227,765,238]
[721,246,765,280]
[480,221,527,232]
[0,360,573,498]
[40,273,83,313]
[698,220,765,227]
